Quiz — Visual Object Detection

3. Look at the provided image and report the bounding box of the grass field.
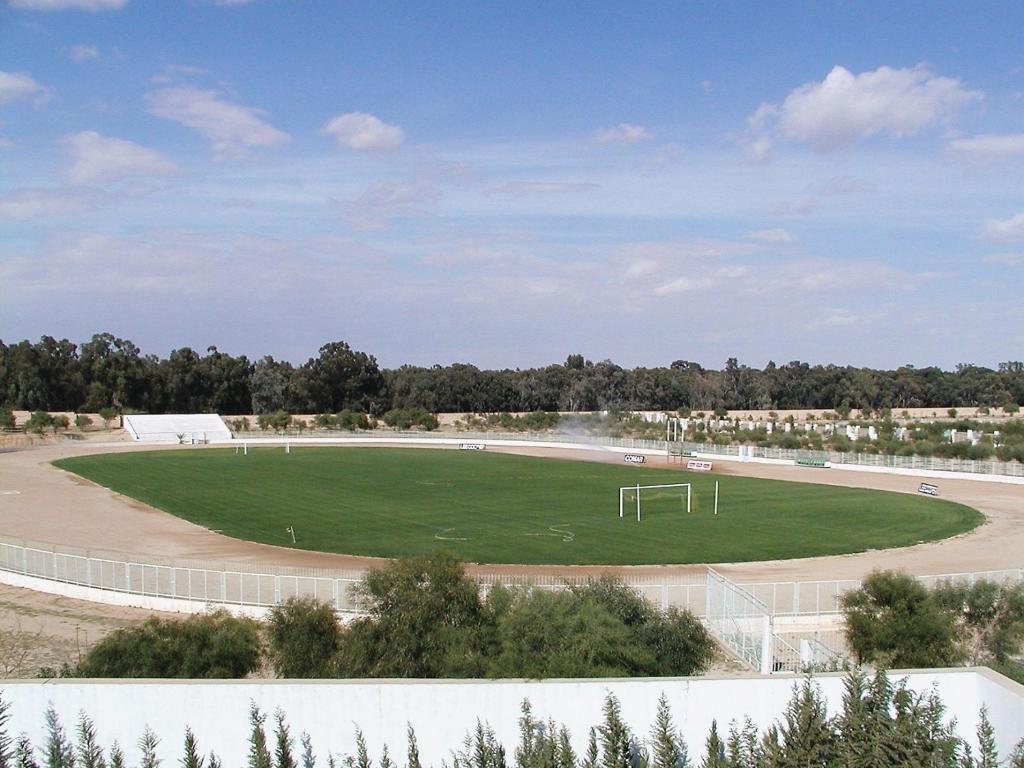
[53,447,984,565]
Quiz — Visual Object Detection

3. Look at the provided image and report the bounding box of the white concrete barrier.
[3,670,1022,764]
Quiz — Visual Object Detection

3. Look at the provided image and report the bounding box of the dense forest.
[2,333,1023,416]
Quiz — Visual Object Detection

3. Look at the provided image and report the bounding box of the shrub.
[337,409,370,431]
[842,570,961,668]
[25,411,54,434]
[97,407,118,429]
[382,408,438,431]
[74,414,93,430]
[51,414,70,433]
[75,610,261,678]
[0,407,12,430]
[266,597,342,678]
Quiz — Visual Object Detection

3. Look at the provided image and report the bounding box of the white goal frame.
[618,482,691,522]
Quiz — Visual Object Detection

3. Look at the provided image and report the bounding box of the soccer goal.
[619,483,691,522]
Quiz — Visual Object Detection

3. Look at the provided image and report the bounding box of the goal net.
[619,483,691,521]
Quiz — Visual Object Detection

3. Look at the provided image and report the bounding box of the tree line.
[2,333,1023,416]
[5,672,1023,768]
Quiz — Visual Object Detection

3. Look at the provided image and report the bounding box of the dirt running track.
[1,440,1021,583]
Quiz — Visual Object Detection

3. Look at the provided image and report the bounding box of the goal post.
[619,482,691,521]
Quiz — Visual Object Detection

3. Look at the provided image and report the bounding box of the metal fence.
[705,568,772,673]
[677,440,1024,478]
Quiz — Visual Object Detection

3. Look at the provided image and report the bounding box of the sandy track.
[0,440,1020,584]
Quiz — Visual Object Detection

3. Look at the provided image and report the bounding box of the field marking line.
[434,527,470,541]
[522,524,575,543]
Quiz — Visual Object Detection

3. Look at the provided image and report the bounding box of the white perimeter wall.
[3,671,1022,764]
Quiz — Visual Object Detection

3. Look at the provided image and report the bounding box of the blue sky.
[1,1,1022,369]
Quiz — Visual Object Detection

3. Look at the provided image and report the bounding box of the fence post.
[760,615,774,675]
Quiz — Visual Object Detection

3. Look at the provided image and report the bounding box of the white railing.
[705,568,772,674]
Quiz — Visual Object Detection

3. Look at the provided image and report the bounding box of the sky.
[1,0,1022,370]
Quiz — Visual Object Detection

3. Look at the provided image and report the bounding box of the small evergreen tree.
[300,734,316,768]
[247,705,272,768]
[44,707,75,768]
[274,712,296,768]
[581,730,599,768]
[107,744,124,768]
[975,707,998,768]
[76,714,105,768]
[649,695,685,768]
[598,695,632,768]
[354,730,371,768]
[698,721,725,768]
[139,728,160,768]
[406,726,421,768]
[182,729,204,768]
[775,680,836,766]
[15,736,39,768]
[0,697,12,768]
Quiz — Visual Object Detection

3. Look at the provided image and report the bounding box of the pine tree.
[44,707,75,768]
[76,715,105,768]
[380,746,395,768]
[107,744,124,768]
[274,712,296,768]
[139,728,160,768]
[248,706,272,768]
[301,734,316,768]
[724,718,756,768]
[515,702,539,768]
[776,679,836,766]
[581,730,598,768]
[0,696,12,768]
[354,730,371,768]
[182,729,204,768]
[15,736,39,768]
[698,721,724,768]
[1006,738,1024,768]
[555,728,576,768]
[649,695,683,768]
[976,707,998,768]
[207,755,221,768]
[598,696,631,768]
[406,726,422,768]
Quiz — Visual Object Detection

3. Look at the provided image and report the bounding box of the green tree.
[75,715,104,768]
[266,598,342,678]
[842,570,962,668]
[698,721,725,768]
[26,411,54,434]
[932,579,1024,664]
[649,695,687,768]
[338,554,488,678]
[44,707,74,768]
[138,728,159,768]
[75,611,261,678]
[247,706,272,768]
[273,711,295,768]
[182,729,203,768]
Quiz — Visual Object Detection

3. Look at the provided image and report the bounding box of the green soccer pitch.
[53,447,983,565]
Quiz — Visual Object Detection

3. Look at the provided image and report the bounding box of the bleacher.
[122,414,233,443]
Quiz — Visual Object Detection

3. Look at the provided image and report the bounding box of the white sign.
[918,482,940,496]
[623,454,646,464]
[459,442,486,451]
[687,459,713,472]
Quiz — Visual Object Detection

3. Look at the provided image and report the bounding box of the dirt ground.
[1,436,1022,674]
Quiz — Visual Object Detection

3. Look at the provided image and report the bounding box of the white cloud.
[746,228,793,243]
[62,131,177,183]
[338,179,441,230]
[67,44,100,62]
[814,175,876,197]
[594,123,653,145]
[699,80,713,94]
[0,70,49,105]
[483,181,599,198]
[754,64,980,152]
[147,86,289,158]
[950,133,1024,161]
[0,187,98,219]
[981,212,1024,241]
[320,112,404,151]
[9,0,126,9]
[654,277,701,295]
[983,253,1023,266]
[741,135,773,164]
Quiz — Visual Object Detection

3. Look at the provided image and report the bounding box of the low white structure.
[2,670,1021,764]
[123,414,233,443]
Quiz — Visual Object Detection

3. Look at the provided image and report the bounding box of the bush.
[74,414,93,430]
[0,407,12,430]
[75,610,261,678]
[97,407,118,428]
[382,408,438,431]
[266,597,342,678]
[337,409,370,431]
[842,570,961,668]
[25,411,53,434]
[51,414,70,433]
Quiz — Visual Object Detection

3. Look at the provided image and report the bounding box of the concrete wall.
[3,670,1022,765]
